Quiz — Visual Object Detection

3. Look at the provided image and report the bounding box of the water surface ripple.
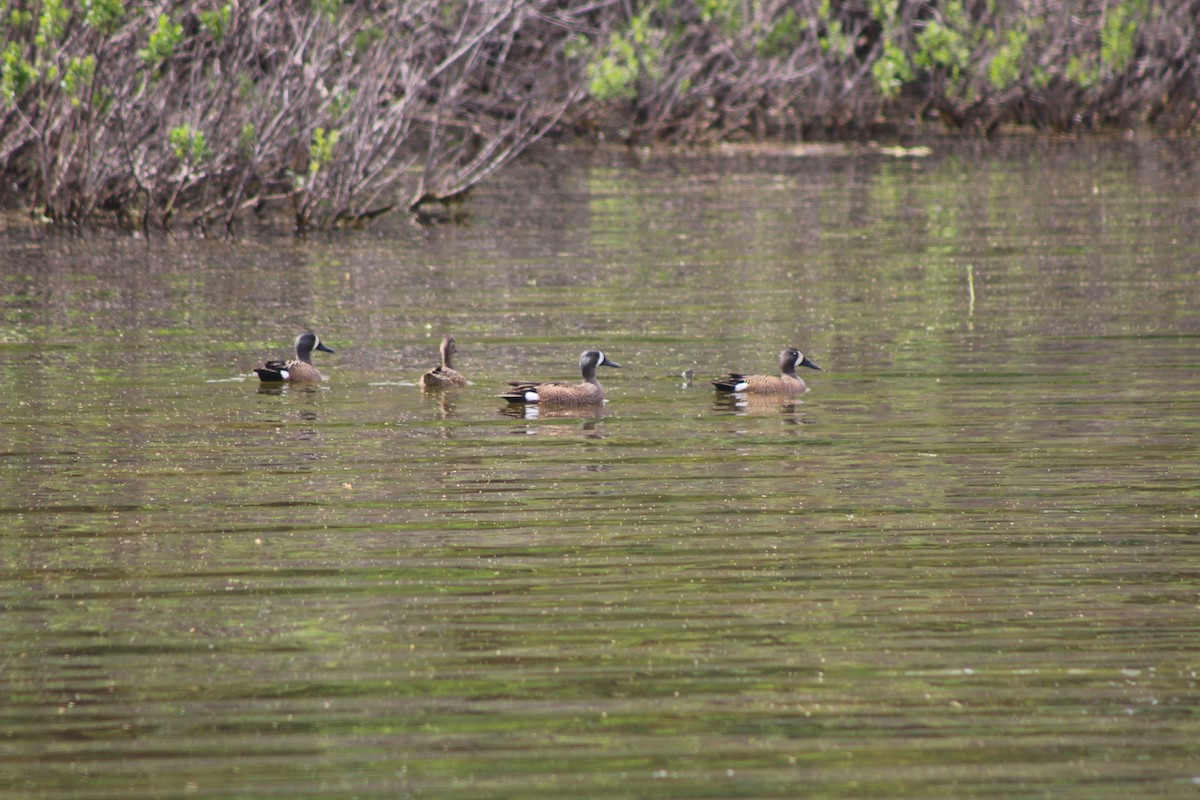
[2,138,1199,799]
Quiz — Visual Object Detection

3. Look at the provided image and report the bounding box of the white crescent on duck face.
[712,347,820,395]
[501,349,621,405]
[255,332,335,383]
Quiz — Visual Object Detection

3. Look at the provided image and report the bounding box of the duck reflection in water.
[257,381,325,397]
[422,388,459,419]
[500,402,606,422]
[499,402,605,439]
[713,392,805,420]
[421,389,459,439]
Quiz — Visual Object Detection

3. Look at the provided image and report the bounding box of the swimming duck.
[254,332,335,383]
[712,347,820,394]
[419,335,468,389]
[501,349,620,405]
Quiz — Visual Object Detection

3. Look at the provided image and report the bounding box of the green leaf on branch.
[140,14,184,66]
[169,124,209,166]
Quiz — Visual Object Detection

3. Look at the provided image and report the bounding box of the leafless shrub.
[0,0,596,230]
[0,1,1196,230]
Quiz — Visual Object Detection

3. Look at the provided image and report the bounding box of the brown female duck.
[420,335,468,389]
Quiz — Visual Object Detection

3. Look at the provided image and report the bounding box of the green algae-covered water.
[2,137,1200,799]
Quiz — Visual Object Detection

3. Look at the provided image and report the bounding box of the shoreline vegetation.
[1,0,1196,231]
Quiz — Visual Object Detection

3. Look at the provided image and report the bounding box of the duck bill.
[600,356,621,368]
[799,356,820,371]
[317,342,336,353]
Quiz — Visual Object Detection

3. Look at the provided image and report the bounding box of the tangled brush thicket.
[0,0,1195,230]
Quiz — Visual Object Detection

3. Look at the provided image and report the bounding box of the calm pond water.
[2,136,1200,799]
